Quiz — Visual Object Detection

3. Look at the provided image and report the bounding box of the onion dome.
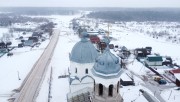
[93,37,122,78]
[70,32,98,63]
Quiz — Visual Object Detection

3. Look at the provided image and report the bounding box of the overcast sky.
[0,0,180,7]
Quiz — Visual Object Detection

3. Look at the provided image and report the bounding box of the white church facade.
[67,32,123,102]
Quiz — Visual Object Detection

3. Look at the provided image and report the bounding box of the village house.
[134,47,151,58]
[144,55,163,66]
[164,69,180,86]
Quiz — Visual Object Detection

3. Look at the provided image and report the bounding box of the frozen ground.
[36,15,80,102]
[37,15,180,102]
[0,28,9,38]
[1,13,180,102]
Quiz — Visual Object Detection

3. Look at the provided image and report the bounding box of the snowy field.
[1,13,180,102]
[0,17,50,102]
[37,15,180,102]
[0,40,49,102]
[0,28,9,38]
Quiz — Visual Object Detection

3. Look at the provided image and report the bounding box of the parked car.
[158,79,167,84]
[153,76,162,81]
[7,52,13,56]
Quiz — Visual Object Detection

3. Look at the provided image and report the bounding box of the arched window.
[117,81,120,93]
[85,68,88,74]
[99,84,103,96]
[75,68,77,73]
[109,85,113,97]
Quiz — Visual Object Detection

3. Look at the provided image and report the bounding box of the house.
[164,69,180,86]
[18,43,24,48]
[162,56,173,66]
[144,55,163,66]
[22,32,26,35]
[24,40,34,46]
[89,35,100,43]
[28,37,39,43]
[121,46,130,58]
[32,31,43,38]
[134,47,151,58]
[0,48,7,53]
[109,44,114,49]
[97,41,107,51]
[0,42,5,48]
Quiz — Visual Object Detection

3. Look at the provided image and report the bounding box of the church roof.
[69,76,80,85]
[70,32,98,63]
[93,37,122,78]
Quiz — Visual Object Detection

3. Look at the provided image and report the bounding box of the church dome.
[70,32,98,63]
[92,37,122,78]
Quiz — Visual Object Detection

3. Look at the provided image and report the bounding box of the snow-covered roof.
[69,76,80,85]
[174,74,180,80]
[120,72,133,81]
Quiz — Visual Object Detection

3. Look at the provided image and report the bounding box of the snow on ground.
[36,15,80,102]
[0,28,9,38]
[37,16,180,102]
[0,38,49,102]
[120,85,149,102]
[161,88,180,102]
[37,33,78,102]
[2,13,180,102]
[108,24,180,64]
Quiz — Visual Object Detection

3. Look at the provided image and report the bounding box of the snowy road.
[14,29,60,102]
[129,70,165,102]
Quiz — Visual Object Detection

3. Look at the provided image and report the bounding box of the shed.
[144,55,163,66]
[120,72,134,86]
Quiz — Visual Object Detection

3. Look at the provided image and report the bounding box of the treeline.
[0,13,49,26]
[0,7,78,15]
[87,10,180,22]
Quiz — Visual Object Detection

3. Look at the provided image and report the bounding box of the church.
[67,32,123,102]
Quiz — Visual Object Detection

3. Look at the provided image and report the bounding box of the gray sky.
[0,0,180,7]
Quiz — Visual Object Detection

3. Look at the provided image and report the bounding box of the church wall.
[94,83,120,100]
[70,82,94,93]
[70,61,94,78]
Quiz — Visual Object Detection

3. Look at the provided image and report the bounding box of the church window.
[85,68,88,74]
[75,68,77,73]
[117,81,119,93]
[99,84,103,96]
[109,85,113,97]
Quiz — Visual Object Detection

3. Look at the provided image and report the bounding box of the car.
[158,79,167,84]
[175,87,180,90]
[153,76,162,81]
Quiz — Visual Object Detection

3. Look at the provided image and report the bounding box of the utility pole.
[17,71,21,80]
[168,90,172,100]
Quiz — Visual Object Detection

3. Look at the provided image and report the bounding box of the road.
[14,29,60,102]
